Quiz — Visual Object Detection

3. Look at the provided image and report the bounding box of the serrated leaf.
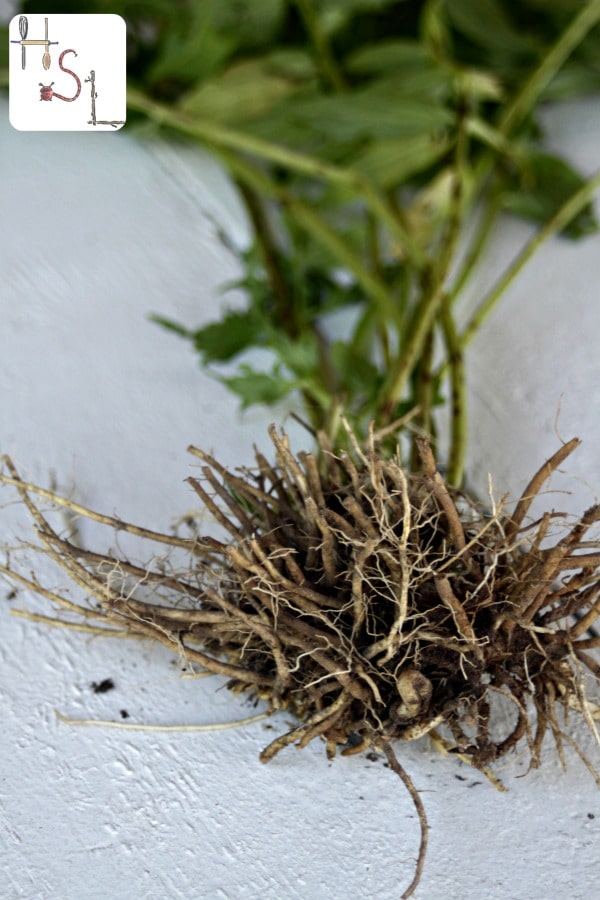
[269,331,321,379]
[150,309,268,363]
[191,309,265,363]
[501,152,598,238]
[351,133,452,188]
[179,59,301,123]
[149,315,192,339]
[285,91,453,142]
[219,365,296,410]
[369,68,453,99]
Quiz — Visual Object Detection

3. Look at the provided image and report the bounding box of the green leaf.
[420,0,453,60]
[212,0,286,47]
[148,5,236,87]
[149,315,192,339]
[219,365,296,410]
[269,331,321,380]
[263,49,318,81]
[445,0,534,54]
[366,68,453,99]
[311,0,400,37]
[0,26,8,70]
[466,117,525,164]
[541,64,600,101]
[280,91,453,142]
[179,59,303,123]
[501,152,598,238]
[191,310,265,363]
[350,133,452,188]
[330,341,383,399]
[455,68,504,102]
[346,39,434,74]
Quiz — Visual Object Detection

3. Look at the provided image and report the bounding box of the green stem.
[461,169,600,350]
[235,182,331,431]
[458,0,600,235]
[457,0,600,275]
[499,0,600,136]
[286,200,401,327]
[235,180,297,337]
[435,2,600,379]
[380,100,469,416]
[366,212,392,369]
[418,329,435,439]
[448,185,502,304]
[127,88,426,269]
[211,146,401,329]
[440,298,466,487]
[367,211,384,283]
[295,0,347,93]
[378,269,441,417]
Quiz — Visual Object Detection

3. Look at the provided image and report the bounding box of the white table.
[1,92,599,899]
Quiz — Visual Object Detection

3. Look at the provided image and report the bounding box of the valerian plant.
[107,0,600,484]
[3,2,600,897]
[12,4,600,477]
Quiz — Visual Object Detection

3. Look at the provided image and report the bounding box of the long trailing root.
[54,709,269,732]
[381,739,429,900]
[1,427,600,898]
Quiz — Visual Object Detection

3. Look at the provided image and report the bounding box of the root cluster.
[2,424,600,897]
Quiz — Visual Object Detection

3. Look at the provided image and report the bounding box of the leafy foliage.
[501,151,598,237]
[15,1,600,475]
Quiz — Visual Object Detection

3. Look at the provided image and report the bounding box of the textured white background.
[1,79,600,900]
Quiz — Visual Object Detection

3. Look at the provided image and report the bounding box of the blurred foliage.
[11,1,600,473]
[16,0,600,100]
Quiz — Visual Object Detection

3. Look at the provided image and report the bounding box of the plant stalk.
[295,0,347,93]
[499,0,600,136]
[461,169,600,349]
[126,89,426,269]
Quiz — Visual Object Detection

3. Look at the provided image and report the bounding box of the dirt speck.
[91,678,115,694]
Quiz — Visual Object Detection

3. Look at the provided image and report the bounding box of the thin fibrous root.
[1,427,599,900]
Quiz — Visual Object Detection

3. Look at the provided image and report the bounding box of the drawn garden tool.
[42,19,52,70]
[85,70,125,128]
[19,16,26,69]
[11,17,58,70]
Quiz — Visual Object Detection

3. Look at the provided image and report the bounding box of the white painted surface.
[459,98,600,522]
[1,94,599,900]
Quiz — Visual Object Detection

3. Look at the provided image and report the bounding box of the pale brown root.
[10,609,134,638]
[2,425,600,898]
[428,729,507,792]
[0,459,197,551]
[55,709,269,732]
[380,739,429,900]
[414,435,479,575]
[505,437,581,541]
[259,691,349,763]
[0,562,110,621]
